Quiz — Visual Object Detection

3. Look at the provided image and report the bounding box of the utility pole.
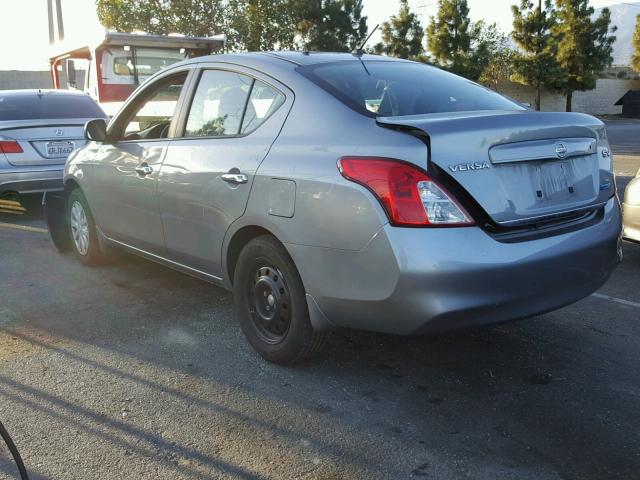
[47,0,55,44]
[47,0,65,43]
[55,0,65,41]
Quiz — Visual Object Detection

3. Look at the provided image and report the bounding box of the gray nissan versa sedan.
[44,52,622,364]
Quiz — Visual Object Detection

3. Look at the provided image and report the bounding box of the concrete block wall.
[0,70,86,91]
[497,78,640,115]
[0,71,52,90]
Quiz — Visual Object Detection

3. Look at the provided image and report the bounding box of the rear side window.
[185,70,253,137]
[241,81,285,134]
[298,61,523,117]
[0,92,106,121]
[184,70,285,138]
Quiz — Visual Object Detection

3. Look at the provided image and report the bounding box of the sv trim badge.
[449,161,490,173]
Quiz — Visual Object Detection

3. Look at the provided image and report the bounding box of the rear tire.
[233,235,326,364]
[67,189,105,266]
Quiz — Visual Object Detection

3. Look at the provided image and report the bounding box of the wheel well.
[64,179,80,196]
[226,226,274,284]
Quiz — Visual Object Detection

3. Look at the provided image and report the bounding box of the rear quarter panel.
[235,78,430,252]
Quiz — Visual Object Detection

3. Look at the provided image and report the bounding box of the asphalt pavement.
[0,151,638,479]
[603,119,640,155]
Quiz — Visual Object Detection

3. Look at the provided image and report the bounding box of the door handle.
[220,173,248,184]
[135,164,153,176]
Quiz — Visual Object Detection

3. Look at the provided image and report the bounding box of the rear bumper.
[288,197,622,334]
[0,168,64,195]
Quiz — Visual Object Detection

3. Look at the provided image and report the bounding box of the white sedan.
[623,168,640,243]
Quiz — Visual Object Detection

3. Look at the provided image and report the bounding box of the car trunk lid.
[0,119,88,167]
[378,110,614,226]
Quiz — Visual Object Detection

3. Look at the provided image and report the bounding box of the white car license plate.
[46,141,75,157]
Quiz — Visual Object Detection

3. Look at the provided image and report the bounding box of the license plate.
[46,141,75,157]
[537,161,575,201]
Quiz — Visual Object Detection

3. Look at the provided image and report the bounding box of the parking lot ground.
[603,118,640,155]
[1,165,639,479]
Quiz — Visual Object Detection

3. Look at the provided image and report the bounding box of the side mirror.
[84,118,108,142]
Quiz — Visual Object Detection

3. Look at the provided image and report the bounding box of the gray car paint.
[378,111,614,226]
[89,141,170,255]
[158,62,295,275]
[64,52,622,335]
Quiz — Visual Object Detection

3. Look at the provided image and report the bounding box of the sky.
[0,0,634,71]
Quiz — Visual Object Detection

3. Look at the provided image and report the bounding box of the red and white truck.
[49,31,225,116]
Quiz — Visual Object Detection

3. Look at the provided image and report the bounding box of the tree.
[295,0,368,52]
[96,0,225,38]
[632,14,640,73]
[510,0,558,110]
[426,0,474,77]
[225,0,297,51]
[477,23,517,92]
[374,0,424,60]
[552,0,617,112]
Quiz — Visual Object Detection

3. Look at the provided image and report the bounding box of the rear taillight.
[0,140,23,154]
[338,157,474,227]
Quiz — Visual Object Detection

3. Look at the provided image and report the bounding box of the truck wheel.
[233,235,326,364]
[67,189,104,266]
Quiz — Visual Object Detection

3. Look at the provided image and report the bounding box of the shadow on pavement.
[0,198,639,478]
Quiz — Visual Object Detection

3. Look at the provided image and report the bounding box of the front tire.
[67,189,104,266]
[233,235,326,364]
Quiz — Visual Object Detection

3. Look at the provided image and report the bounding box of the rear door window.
[183,70,285,138]
[0,92,106,121]
[184,70,253,137]
[241,81,285,134]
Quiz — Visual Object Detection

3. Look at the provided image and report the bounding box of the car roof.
[0,89,92,98]
[179,51,408,69]
[258,51,406,66]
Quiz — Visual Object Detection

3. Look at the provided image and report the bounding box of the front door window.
[116,72,187,141]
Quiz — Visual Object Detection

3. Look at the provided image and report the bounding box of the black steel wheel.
[233,235,327,364]
[246,263,292,344]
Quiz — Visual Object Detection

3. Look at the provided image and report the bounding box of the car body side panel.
[235,78,429,252]
[623,175,640,242]
[86,140,169,255]
[157,64,295,276]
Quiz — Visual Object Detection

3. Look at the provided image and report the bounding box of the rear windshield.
[298,60,524,117]
[0,92,106,121]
